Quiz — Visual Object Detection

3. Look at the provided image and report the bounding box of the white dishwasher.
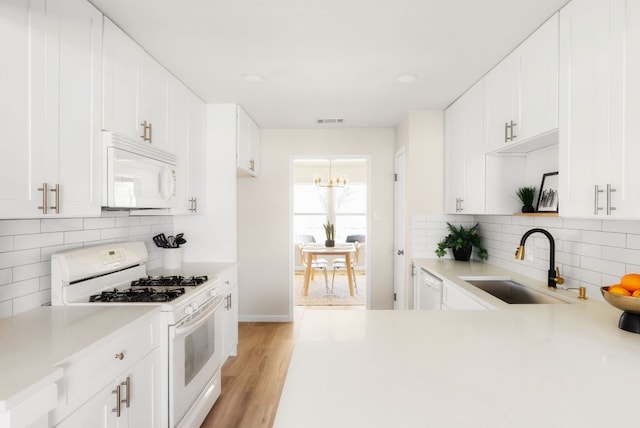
[414,267,442,310]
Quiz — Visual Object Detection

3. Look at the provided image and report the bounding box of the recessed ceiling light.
[395,74,418,83]
[243,74,265,83]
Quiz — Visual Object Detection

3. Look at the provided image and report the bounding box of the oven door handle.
[175,297,223,336]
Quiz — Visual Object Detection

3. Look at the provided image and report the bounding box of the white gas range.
[51,241,224,428]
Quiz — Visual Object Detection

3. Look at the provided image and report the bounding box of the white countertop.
[0,305,159,412]
[274,260,640,428]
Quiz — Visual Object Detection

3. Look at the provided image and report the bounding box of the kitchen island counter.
[274,261,640,427]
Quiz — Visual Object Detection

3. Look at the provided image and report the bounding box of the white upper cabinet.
[559,0,640,217]
[103,18,171,152]
[48,0,103,217]
[486,13,559,153]
[0,0,47,218]
[0,0,102,219]
[236,106,260,177]
[444,80,486,214]
[518,14,560,143]
[171,77,206,215]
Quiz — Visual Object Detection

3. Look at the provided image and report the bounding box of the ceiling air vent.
[317,118,344,124]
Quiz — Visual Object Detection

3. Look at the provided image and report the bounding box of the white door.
[393,150,406,310]
[485,53,519,152]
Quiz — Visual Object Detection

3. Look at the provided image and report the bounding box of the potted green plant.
[435,222,488,261]
[323,221,335,247]
[515,186,536,213]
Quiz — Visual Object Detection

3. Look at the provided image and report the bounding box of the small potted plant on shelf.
[436,222,488,261]
[515,186,537,213]
[323,221,335,247]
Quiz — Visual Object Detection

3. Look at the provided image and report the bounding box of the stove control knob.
[184,305,194,315]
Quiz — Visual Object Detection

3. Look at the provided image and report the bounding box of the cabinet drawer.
[54,312,162,420]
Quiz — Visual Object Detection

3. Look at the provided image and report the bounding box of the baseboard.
[238,314,291,322]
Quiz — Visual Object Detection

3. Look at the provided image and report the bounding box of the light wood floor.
[200,306,363,428]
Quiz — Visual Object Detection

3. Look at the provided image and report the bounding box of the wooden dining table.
[302,244,356,296]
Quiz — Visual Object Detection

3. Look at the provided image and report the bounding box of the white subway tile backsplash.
[100,227,130,240]
[0,220,40,236]
[64,229,101,244]
[14,233,64,250]
[0,236,12,252]
[581,256,626,277]
[0,249,41,270]
[627,234,640,250]
[533,216,564,228]
[115,216,141,227]
[581,230,626,248]
[41,218,83,233]
[83,217,116,230]
[0,278,39,301]
[0,214,174,319]
[0,269,11,286]
[603,219,640,234]
[563,218,602,231]
[13,261,50,282]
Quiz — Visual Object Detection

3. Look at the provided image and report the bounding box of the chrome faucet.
[515,228,565,288]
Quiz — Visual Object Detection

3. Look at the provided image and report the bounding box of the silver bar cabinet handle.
[37,183,48,214]
[594,185,604,215]
[121,376,131,408]
[50,184,60,214]
[510,120,518,140]
[607,184,617,215]
[112,385,121,417]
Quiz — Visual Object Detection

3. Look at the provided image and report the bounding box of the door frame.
[393,149,406,309]
[288,155,371,317]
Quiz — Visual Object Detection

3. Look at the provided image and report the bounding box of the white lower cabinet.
[52,312,163,428]
[441,280,488,310]
[220,266,239,361]
[55,348,161,428]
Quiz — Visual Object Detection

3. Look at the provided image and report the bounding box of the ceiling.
[89,0,570,129]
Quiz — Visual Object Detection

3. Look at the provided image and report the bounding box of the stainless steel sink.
[459,277,569,305]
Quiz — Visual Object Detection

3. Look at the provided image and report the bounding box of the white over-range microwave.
[102,131,178,209]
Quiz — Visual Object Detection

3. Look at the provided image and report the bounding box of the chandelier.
[314,160,347,188]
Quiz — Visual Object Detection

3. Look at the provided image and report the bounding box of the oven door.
[169,295,224,426]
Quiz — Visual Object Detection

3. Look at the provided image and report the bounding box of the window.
[293,183,366,243]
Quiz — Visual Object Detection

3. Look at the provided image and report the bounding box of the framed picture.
[536,172,559,212]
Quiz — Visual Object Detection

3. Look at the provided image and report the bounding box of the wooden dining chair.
[331,242,360,294]
[297,244,329,291]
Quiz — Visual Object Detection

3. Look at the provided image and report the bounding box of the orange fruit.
[609,285,632,296]
[633,290,640,298]
[620,274,640,292]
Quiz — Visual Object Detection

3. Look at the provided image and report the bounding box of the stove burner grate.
[89,287,187,303]
[130,275,208,288]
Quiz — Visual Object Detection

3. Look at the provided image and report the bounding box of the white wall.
[237,128,396,321]
[0,212,173,318]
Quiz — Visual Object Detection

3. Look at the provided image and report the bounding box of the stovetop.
[88,275,209,303]
[90,287,187,303]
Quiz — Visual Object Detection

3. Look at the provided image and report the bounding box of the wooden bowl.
[601,286,640,315]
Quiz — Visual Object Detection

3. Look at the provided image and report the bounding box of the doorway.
[291,157,368,308]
